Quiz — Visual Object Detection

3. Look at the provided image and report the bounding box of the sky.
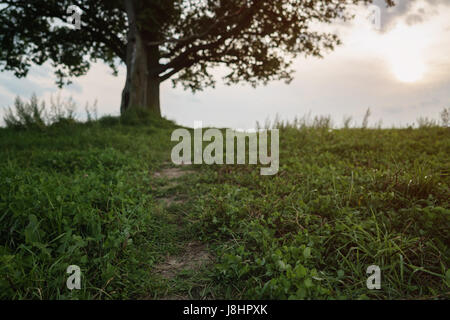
[1,0,449,129]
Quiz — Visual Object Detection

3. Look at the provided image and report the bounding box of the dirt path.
[149,166,213,299]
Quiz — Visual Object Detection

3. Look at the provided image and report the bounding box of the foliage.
[0,0,127,86]
[440,107,449,127]
[187,126,449,299]
[3,94,84,129]
[2,94,180,130]
[3,95,46,130]
[362,108,371,129]
[0,118,179,299]
[0,0,393,90]
[0,115,448,300]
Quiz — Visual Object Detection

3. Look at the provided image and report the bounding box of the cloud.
[372,0,450,31]
[0,71,55,101]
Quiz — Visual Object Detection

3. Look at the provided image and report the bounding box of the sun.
[382,24,428,84]
[390,55,426,83]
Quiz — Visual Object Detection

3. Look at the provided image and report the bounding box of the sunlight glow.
[338,4,438,85]
[383,24,428,83]
[390,56,426,83]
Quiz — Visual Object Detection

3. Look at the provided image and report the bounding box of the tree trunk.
[121,0,161,117]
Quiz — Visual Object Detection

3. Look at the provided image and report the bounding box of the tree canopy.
[0,0,394,114]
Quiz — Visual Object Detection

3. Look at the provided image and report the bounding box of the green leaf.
[304,278,313,288]
[24,214,41,244]
[303,247,311,259]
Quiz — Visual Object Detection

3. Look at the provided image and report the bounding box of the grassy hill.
[0,117,449,299]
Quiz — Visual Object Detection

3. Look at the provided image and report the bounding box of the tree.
[0,0,394,117]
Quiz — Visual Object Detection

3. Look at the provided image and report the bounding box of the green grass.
[0,119,185,299]
[0,119,449,299]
